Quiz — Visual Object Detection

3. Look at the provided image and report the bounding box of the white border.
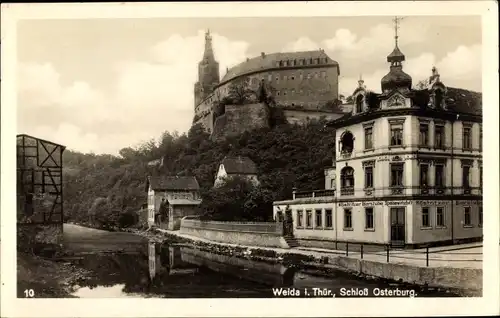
[1,1,499,317]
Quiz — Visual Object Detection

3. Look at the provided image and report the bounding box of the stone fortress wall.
[193,49,345,134]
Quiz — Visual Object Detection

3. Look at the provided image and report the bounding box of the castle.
[192,30,348,136]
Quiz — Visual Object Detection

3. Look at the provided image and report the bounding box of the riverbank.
[17,252,91,298]
[133,227,481,296]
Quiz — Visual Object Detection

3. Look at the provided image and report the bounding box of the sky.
[16,16,482,155]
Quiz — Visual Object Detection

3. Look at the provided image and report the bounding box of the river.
[66,235,459,298]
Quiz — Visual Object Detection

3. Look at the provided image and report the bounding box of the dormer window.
[356,95,364,113]
[434,89,443,108]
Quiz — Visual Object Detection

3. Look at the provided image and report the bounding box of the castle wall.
[212,103,270,139]
[193,64,340,133]
[283,109,345,125]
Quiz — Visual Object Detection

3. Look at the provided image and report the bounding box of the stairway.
[284,235,299,248]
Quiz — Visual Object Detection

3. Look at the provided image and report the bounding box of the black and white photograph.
[1,1,499,317]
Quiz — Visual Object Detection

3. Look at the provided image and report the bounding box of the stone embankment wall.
[180,219,289,248]
[331,255,482,292]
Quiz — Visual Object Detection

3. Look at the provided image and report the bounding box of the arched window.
[356,95,364,113]
[341,166,355,195]
[341,131,354,154]
[434,89,443,108]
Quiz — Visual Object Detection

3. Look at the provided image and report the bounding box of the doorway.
[390,207,406,247]
[283,209,294,236]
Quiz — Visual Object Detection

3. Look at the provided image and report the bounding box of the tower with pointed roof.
[380,17,412,93]
[194,30,220,107]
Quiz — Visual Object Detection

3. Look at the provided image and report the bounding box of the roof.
[220,156,258,175]
[325,86,482,127]
[16,134,66,149]
[443,87,482,116]
[381,66,412,91]
[167,199,202,205]
[220,50,339,83]
[146,175,200,191]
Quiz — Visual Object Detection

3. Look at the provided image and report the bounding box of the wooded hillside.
[62,118,336,226]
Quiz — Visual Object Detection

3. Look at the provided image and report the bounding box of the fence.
[181,218,283,235]
[332,242,483,268]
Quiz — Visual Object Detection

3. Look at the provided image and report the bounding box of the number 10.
[24,289,35,297]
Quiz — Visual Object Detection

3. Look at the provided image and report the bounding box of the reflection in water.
[71,239,457,298]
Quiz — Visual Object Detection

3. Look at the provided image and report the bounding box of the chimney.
[261,52,266,58]
[246,58,250,62]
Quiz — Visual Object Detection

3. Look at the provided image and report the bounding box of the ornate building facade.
[193,30,344,133]
[273,20,482,249]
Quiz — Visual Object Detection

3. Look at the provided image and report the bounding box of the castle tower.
[194,29,220,106]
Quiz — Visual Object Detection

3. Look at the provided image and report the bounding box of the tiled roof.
[221,156,258,175]
[220,50,339,83]
[444,87,482,116]
[146,175,200,191]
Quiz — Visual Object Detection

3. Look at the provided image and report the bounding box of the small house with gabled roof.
[214,156,260,188]
[145,175,202,230]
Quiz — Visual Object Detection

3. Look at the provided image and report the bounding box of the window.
[291,89,295,96]
[290,75,295,80]
[315,209,322,228]
[420,164,429,187]
[321,71,326,78]
[390,124,403,146]
[364,127,373,149]
[276,91,280,96]
[300,73,303,80]
[283,90,287,96]
[419,123,429,146]
[356,95,364,113]
[390,163,404,187]
[479,166,483,189]
[330,179,335,189]
[435,125,445,149]
[434,89,443,107]
[463,166,471,188]
[479,206,483,227]
[435,164,444,187]
[307,73,311,79]
[436,207,445,227]
[365,208,374,229]
[297,210,303,227]
[341,131,354,153]
[479,127,483,151]
[341,166,355,195]
[464,207,471,226]
[463,126,472,150]
[283,75,288,80]
[325,209,333,228]
[268,74,272,82]
[344,209,352,229]
[306,210,312,228]
[364,166,373,188]
[422,207,430,227]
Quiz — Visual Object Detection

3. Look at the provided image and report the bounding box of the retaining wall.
[180,219,289,248]
[328,255,482,292]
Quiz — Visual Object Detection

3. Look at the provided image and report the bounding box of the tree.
[227,78,256,105]
[199,176,272,222]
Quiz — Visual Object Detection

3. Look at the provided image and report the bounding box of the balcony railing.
[340,187,354,196]
[290,186,482,200]
[293,189,336,199]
